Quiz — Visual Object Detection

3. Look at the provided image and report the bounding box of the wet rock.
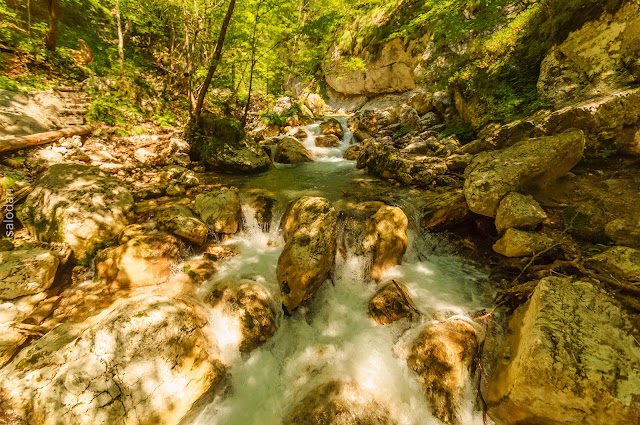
[0,248,59,300]
[315,134,341,147]
[249,192,277,231]
[563,202,608,243]
[368,281,414,325]
[95,231,184,287]
[492,228,555,257]
[419,192,470,231]
[464,130,585,217]
[585,246,640,282]
[495,192,546,233]
[274,137,314,164]
[407,319,479,425]
[206,279,276,353]
[190,114,271,173]
[319,117,344,139]
[165,183,186,197]
[277,196,338,313]
[194,189,242,234]
[484,277,640,425]
[155,205,209,245]
[182,258,218,284]
[342,145,361,161]
[203,244,239,261]
[17,164,134,263]
[604,217,640,248]
[368,206,409,281]
[283,381,393,425]
[0,296,223,425]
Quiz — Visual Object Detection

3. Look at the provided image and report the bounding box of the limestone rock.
[0,296,223,425]
[319,117,344,139]
[206,279,277,353]
[537,2,640,105]
[492,229,555,258]
[274,137,314,164]
[95,231,184,287]
[315,134,341,147]
[190,114,271,173]
[182,258,218,284]
[277,196,338,313]
[338,202,408,281]
[342,145,361,161]
[17,164,134,262]
[0,248,59,300]
[585,246,640,282]
[194,189,242,234]
[368,281,414,325]
[407,89,434,115]
[156,205,209,245]
[324,38,415,96]
[605,217,640,248]
[484,277,640,425]
[283,381,393,425]
[248,192,277,231]
[419,192,470,231]
[407,319,479,425]
[495,192,547,233]
[464,130,585,217]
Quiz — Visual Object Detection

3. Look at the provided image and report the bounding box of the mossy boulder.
[190,113,271,173]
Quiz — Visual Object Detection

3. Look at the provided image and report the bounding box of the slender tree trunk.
[241,0,264,128]
[45,0,59,51]
[27,0,31,35]
[192,0,237,122]
[115,0,124,62]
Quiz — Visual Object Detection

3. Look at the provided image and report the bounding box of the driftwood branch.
[0,125,94,154]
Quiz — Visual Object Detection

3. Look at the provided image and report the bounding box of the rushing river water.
[186,118,493,424]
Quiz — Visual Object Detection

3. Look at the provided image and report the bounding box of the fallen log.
[0,125,94,154]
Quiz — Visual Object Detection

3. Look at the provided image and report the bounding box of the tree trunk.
[45,0,60,51]
[0,125,94,154]
[115,0,124,62]
[192,0,237,122]
[241,0,264,128]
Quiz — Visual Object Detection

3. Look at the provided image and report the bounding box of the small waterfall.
[188,202,492,425]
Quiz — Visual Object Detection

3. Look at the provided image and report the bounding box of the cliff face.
[323,0,639,125]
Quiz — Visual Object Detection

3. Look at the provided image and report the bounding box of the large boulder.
[484,277,640,424]
[17,164,134,263]
[585,246,640,282]
[277,197,338,313]
[190,114,271,173]
[0,247,59,300]
[495,192,547,233]
[0,296,223,425]
[407,319,479,425]
[537,1,640,105]
[274,137,314,164]
[319,118,344,139]
[155,205,209,245]
[464,130,585,217]
[194,189,242,234]
[95,231,184,288]
[338,202,409,281]
[283,381,393,425]
[205,278,277,353]
[492,228,555,258]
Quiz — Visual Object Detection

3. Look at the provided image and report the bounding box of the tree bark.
[0,125,94,154]
[115,0,125,62]
[192,0,237,122]
[45,0,60,51]
[241,0,264,128]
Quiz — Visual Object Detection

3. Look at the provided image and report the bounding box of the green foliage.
[86,93,144,126]
[0,76,20,91]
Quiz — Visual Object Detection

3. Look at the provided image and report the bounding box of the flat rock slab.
[0,247,59,300]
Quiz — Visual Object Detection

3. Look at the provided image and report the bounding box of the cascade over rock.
[277,196,337,313]
[464,130,585,217]
[194,189,242,234]
[274,137,314,164]
[16,164,134,263]
[484,277,640,425]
